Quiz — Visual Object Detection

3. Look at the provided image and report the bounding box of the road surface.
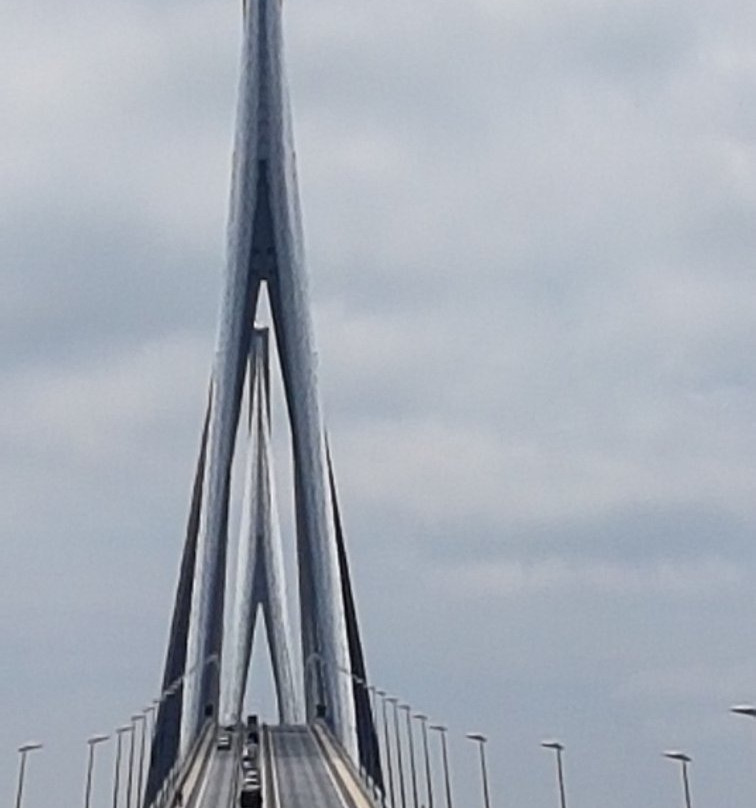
[267,725,362,808]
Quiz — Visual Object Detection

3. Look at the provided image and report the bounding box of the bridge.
[12,2,471,808]
[149,720,382,808]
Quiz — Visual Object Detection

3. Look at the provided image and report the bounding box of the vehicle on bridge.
[239,784,262,808]
[246,715,260,745]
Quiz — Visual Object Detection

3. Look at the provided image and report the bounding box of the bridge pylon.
[143,1,383,804]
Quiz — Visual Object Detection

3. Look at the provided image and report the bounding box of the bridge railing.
[312,719,383,808]
[260,724,277,808]
[147,719,215,808]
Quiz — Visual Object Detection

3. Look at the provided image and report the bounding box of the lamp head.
[18,742,43,754]
[731,704,756,718]
[663,750,692,763]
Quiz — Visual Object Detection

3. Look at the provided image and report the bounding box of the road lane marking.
[310,727,355,808]
[267,726,282,808]
[312,725,374,808]
[190,752,215,808]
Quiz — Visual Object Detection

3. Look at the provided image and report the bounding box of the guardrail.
[260,725,276,808]
[148,720,215,808]
[312,720,382,808]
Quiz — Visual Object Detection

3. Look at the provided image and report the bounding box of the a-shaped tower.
[144,0,382,803]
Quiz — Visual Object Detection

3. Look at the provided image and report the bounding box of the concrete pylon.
[222,328,301,726]
[181,0,356,757]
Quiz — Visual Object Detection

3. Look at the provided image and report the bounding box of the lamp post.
[429,725,453,808]
[84,734,110,808]
[367,685,378,724]
[352,675,366,779]
[367,685,382,799]
[304,652,325,714]
[15,742,43,808]
[414,714,434,808]
[132,713,147,807]
[112,725,132,808]
[144,705,157,742]
[731,705,756,804]
[541,741,567,808]
[387,697,407,808]
[400,705,419,808]
[377,691,396,808]
[125,715,139,808]
[466,733,491,808]
[663,751,693,808]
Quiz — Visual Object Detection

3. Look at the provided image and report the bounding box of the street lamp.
[351,675,367,780]
[304,652,325,713]
[144,705,157,742]
[84,734,110,808]
[112,725,132,808]
[15,742,43,808]
[541,740,567,808]
[429,725,453,808]
[377,691,396,808]
[466,733,491,808]
[414,714,434,808]
[663,750,693,808]
[400,705,419,808]
[125,715,139,808]
[367,685,378,724]
[387,697,407,808]
[731,704,756,719]
[366,684,383,799]
[132,713,147,808]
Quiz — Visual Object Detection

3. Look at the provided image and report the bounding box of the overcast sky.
[4,0,756,805]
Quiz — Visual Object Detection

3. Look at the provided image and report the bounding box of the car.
[239,785,262,808]
[217,734,232,751]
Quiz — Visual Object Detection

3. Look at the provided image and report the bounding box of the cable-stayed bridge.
[11,3,480,808]
[94,1,415,807]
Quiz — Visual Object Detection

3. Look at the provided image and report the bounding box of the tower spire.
[180,0,356,755]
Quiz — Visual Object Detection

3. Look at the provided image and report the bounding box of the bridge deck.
[267,725,361,808]
[175,724,369,808]
[187,747,237,808]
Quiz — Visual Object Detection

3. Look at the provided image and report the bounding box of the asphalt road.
[187,748,238,808]
[267,725,357,808]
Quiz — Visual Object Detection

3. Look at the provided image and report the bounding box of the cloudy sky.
[4,0,756,805]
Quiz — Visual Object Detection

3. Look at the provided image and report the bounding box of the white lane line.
[190,752,215,808]
[313,726,374,808]
[311,728,353,808]
[268,727,282,808]
[218,754,235,808]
